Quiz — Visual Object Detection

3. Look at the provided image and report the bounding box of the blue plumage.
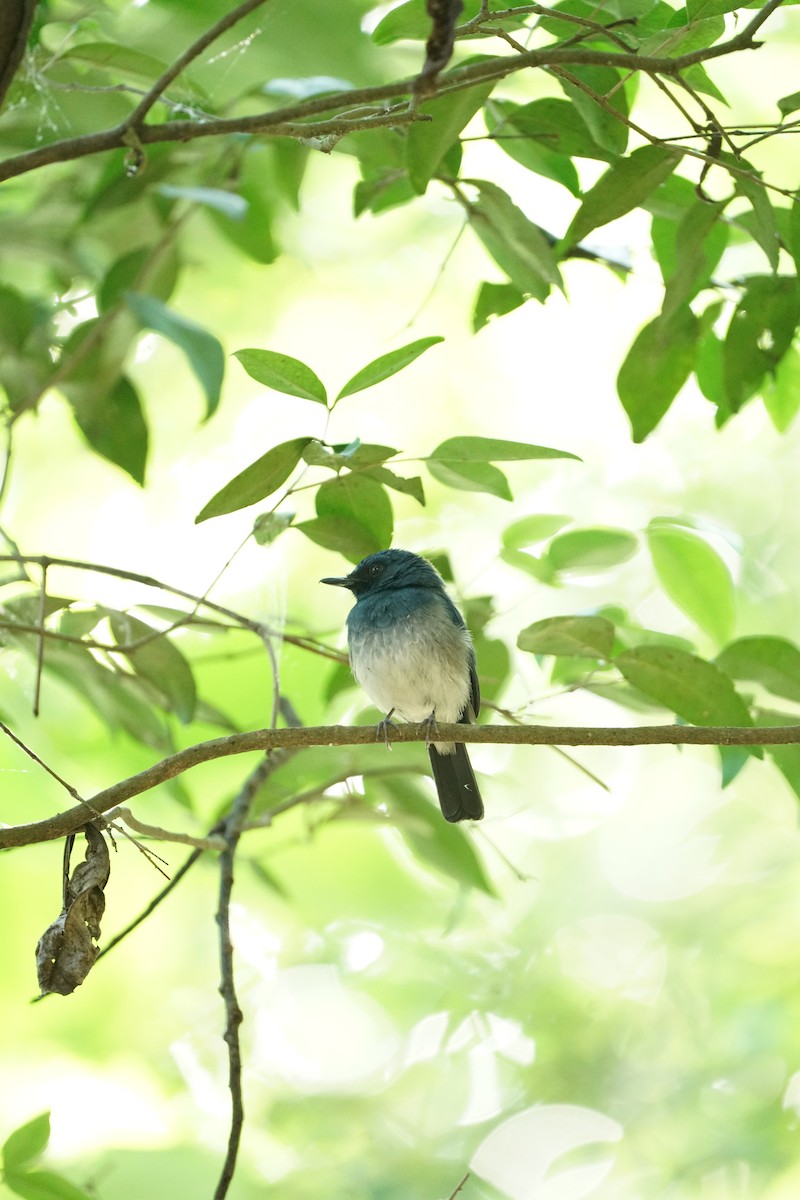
[321,549,483,822]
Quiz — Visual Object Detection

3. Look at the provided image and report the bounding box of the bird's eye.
[369,563,383,578]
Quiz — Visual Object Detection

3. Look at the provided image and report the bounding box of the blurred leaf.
[500,548,557,583]
[3,1168,94,1200]
[547,527,639,571]
[380,777,496,896]
[503,514,571,549]
[717,636,800,704]
[723,276,800,412]
[98,245,180,314]
[71,375,148,486]
[718,743,751,788]
[427,436,577,500]
[616,645,751,725]
[655,199,729,318]
[253,511,294,545]
[762,345,800,433]
[466,179,563,301]
[646,521,735,643]
[262,75,354,100]
[208,178,277,264]
[336,337,444,400]
[2,1113,50,1171]
[155,183,247,218]
[562,146,681,249]
[618,305,699,441]
[518,615,615,658]
[195,437,313,522]
[297,475,393,561]
[757,709,800,801]
[407,85,494,194]
[371,0,437,42]
[234,348,327,404]
[56,42,202,95]
[125,293,224,420]
[471,281,525,332]
[109,613,197,723]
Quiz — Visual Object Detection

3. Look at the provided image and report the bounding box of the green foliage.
[2,3,800,1198]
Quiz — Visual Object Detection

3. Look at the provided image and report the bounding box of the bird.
[321,548,483,823]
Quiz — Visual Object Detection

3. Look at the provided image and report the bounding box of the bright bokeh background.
[2,3,800,1198]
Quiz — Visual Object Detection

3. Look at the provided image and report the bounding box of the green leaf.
[253,511,294,545]
[380,778,495,896]
[484,100,581,194]
[195,436,313,522]
[557,65,631,156]
[336,337,444,400]
[502,514,571,549]
[426,436,577,500]
[723,276,800,412]
[3,1169,93,1200]
[616,646,751,726]
[56,42,201,93]
[735,168,780,272]
[466,179,563,301]
[125,293,224,420]
[429,436,580,464]
[155,184,247,219]
[407,85,495,194]
[296,475,393,562]
[492,95,613,164]
[359,464,426,506]
[716,637,800,705]
[499,548,557,583]
[778,89,800,118]
[547,527,639,571]
[471,281,526,332]
[98,245,180,314]
[109,613,197,723]
[655,199,729,318]
[762,345,800,433]
[371,0,430,43]
[757,709,800,802]
[234,349,327,404]
[518,615,616,658]
[647,521,734,644]
[71,375,148,486]
[208,178,277,264]
[2,1114,50,1171]
[562,146,682,249]
[617,305,699,441]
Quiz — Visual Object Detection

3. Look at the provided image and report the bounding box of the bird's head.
[321,549,444,598]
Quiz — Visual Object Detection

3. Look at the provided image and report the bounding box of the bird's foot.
[376,708,398,750]
[421,710,439,745]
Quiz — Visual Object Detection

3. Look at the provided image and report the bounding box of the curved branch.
[0,0,784,185]
[2,719,799,849]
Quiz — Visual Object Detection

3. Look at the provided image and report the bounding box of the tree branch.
[2,720,799,850]
[0,0,784,185]
[126,0,270,129]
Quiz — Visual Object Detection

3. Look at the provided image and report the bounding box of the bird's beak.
[320,574,351,588]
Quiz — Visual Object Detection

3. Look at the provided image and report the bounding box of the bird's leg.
[376,708,398,750]
[421,709,439,745]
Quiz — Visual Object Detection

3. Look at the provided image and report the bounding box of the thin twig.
[214,752,278,1200]
[3,720,800,851]
[126,0,271,128]
[0,0,784,185]
[33,562,47,717]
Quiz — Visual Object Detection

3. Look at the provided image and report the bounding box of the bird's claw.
[421,710,439,745]
[376,709,398,750]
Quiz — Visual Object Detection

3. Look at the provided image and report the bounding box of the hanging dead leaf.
[36,823,110,996]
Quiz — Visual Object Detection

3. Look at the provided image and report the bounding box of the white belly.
[349,618,472,723]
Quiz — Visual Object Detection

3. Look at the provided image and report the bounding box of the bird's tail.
[428,743,483,823]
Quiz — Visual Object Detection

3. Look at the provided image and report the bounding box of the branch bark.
[0,0,784,185]
[2,720,799,850]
